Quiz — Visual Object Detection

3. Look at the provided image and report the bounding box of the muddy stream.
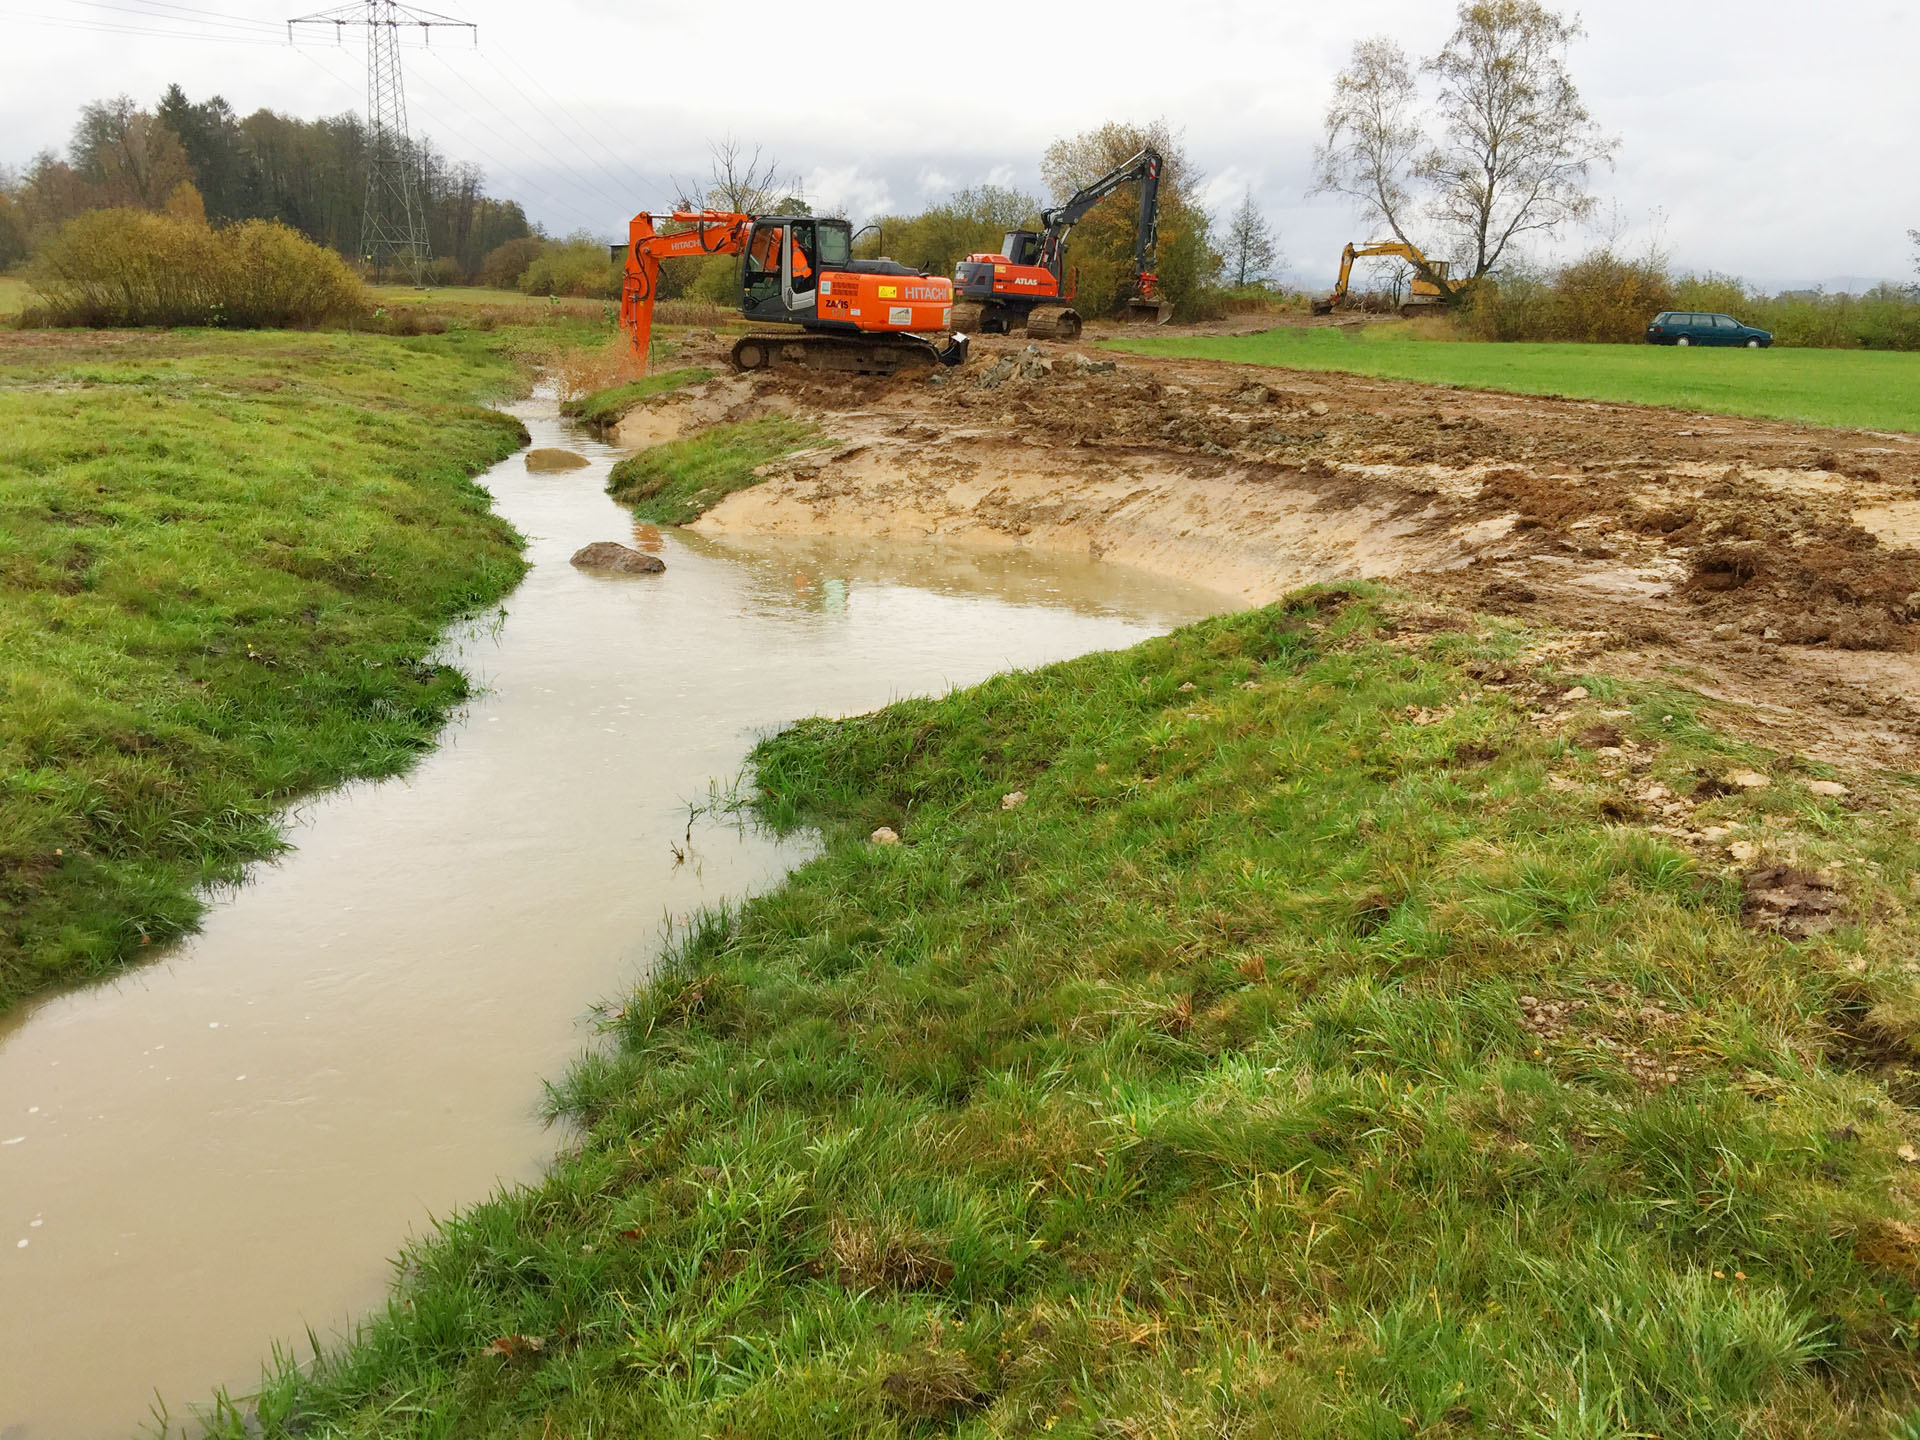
[0,395,1225,1437]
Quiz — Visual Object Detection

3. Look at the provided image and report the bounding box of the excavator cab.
[1000,230,1044,270]
[743,217,845,323]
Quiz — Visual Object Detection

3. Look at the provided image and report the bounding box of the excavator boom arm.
[1036,147,1164,298]
[1319,239,1453,312]
[619,210,752,371]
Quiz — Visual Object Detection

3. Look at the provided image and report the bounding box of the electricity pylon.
[289,1,475,283]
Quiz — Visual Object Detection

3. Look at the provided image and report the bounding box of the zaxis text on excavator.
[950,147,1172,341]
[618,209,970,375]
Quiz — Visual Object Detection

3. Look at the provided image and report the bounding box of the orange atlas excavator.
[619,209,970,375]
[950,147,1169,341]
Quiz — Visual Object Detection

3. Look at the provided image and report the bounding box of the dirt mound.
[1741,865,1845,939]
[1679,512,1920,651]
[682,332,1920,764]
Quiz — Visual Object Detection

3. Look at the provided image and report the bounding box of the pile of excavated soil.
[614,332,1920,765]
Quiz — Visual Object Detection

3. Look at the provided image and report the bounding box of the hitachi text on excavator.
[617,210,970,376]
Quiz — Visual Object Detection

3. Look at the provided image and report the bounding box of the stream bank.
[0,394,1224,1437]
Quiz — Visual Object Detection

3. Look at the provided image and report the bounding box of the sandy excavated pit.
[615,331,1920,766]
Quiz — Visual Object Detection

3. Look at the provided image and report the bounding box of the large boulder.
[570,541,665,574]
[525,448,590,472]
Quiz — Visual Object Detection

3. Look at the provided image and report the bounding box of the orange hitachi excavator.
[619,209,970,375]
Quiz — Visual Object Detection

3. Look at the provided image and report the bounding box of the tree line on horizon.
[0,85,534,283]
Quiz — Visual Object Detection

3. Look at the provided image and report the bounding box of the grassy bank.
[240,592,1920,1437]
[607,416,818,524]
[560,367,715,429]
[0,327,536,1011]
[1109,327,1920,433]
[0,276,28,318]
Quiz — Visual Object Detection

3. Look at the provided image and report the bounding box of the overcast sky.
[5,0,1916,290]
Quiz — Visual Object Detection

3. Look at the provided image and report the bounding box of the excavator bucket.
[1120,296,1174,325]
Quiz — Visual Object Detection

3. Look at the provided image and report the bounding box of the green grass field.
[235,592,1920,1438]
[1108,327,1920,433]
[0,326,540,1011]
[0,276,29,318]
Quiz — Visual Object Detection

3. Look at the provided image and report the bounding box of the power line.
[67,0,280,31]
[469,48,650,209]
[398,58,620,233]
[10,8,285,42]
[297,42,613,236]
[421,51,626,220]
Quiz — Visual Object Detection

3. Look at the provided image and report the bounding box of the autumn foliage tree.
[1040,119,1221,319]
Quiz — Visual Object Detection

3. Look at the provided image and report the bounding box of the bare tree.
[1313,39,1424,246]
[679,136,803,215]
[1420,2,1616,275]
[1314,3,1614,286]
[1910,229,1919,289]
[1223,187,1279,287]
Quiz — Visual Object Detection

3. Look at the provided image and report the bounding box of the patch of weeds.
[559,366,713,427]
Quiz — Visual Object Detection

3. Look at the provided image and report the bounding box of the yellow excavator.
[1312,240,1462,317]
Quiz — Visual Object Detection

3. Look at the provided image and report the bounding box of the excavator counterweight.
[619,210,969,376]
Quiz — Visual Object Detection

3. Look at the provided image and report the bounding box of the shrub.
[1457,251,1920,350]
[1459,252,1671,344]
[518,236,619,299]
[478,234,544,290]
[27,208,367,328]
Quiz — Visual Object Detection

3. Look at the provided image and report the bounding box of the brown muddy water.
[0,396,1227,1437]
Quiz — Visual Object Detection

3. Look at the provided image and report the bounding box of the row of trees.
[0,86,533,281]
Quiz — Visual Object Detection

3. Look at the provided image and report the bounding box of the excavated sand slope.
[615,331,1920,766]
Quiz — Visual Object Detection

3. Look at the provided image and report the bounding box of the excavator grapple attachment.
[1120,296,1174,325]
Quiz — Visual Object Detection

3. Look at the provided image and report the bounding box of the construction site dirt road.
[611,328,1920,770]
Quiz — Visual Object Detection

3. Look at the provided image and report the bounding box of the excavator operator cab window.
[745,223,784,308]
[816,220,851,268]
[1002,230,1041,267]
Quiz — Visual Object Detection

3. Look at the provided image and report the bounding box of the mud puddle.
[0,397,1226,1438]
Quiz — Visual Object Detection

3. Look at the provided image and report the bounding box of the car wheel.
[1676,336,1691,347]
[1746,338,1761,348]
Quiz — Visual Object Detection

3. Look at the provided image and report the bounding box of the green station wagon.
[1645,311,1774,347]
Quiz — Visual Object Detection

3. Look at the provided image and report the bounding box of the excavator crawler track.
[730,331,968,375]
[949,302,985,335]
[1023,304,1083,341]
